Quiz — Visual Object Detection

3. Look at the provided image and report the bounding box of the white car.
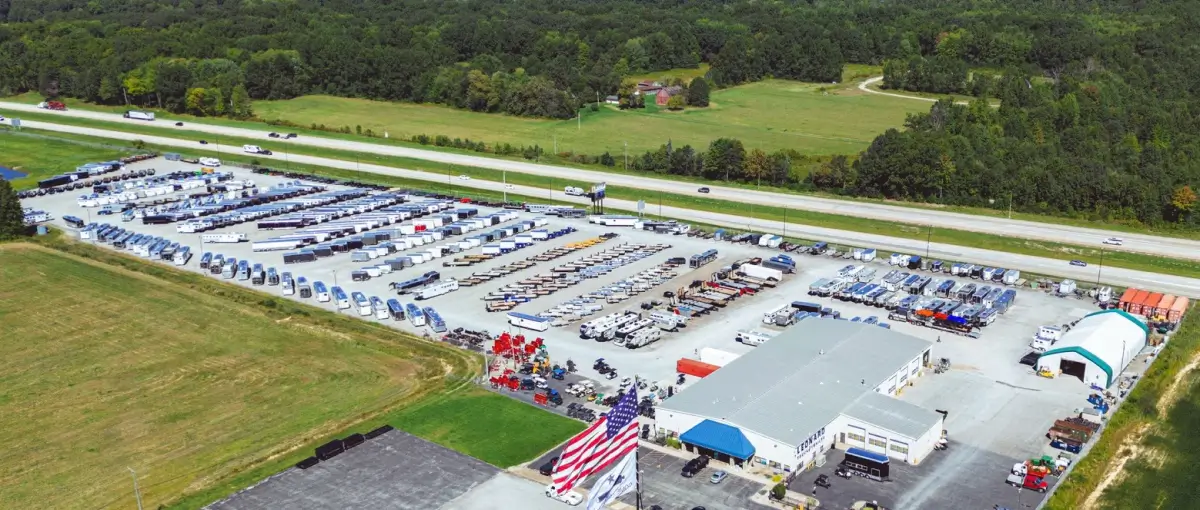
[505,184,515,189]
[544,485,583,506]
[1103,237,1124,246]
[458,175,471,180]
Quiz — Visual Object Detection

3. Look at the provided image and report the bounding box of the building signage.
[795,426,826,457]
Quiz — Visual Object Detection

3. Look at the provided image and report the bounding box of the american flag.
[552,385,639,493]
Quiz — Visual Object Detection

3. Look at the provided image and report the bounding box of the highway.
[3,101,1198,262]
[12,117,1200,297]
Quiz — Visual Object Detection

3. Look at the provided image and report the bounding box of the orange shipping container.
[1169,297,1189,323]
[677,358,721,378]
[1142,293,1164,316]
[1119,288,1138,309]
[1156,295,1177,317]
[1128,290,1150,314]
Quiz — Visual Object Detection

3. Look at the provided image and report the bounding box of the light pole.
[128,467,144,510]
[1008,191,1013,219]
[623,141,628,171]
[926,225,933,260]
[1097,247,1105,287]
[332,269,338,287]
[502,169,507,203]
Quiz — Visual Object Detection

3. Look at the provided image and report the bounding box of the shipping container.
[677,358,720,378]
[1169,297,1189,324]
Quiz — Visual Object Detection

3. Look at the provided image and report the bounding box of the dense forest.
[0,0,1198,227]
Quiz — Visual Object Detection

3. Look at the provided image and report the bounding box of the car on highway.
[458,175,471,180]
[268,132,280,138]
[505,184,515,190]
[243,144,273,155]
[543,485,583,505]
[697,187,710,193]
[174,121,183,126]
[1103,237,1124,245]
[1070,260,1088,267]
[199,140,208,144]
[285,133,298,139]
[709,470,728,484]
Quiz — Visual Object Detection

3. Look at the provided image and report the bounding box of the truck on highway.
[37,101,67,111]
[564,186,586,196]
[124,110,155,121]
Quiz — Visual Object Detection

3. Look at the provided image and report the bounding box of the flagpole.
[634,375,643,510]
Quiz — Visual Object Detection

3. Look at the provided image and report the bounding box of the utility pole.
[623,141,628,171]
[503,169,507,203]
[926,225,933,260]
[554,135,557,154]
[1008,191,1013,219]
[783,207,788,238]
[1097,247,1105,287]
[128,468,144,510]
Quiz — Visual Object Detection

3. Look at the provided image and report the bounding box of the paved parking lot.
[28,159,1146,510]
[208,430,501,510]
[529,447,773,510]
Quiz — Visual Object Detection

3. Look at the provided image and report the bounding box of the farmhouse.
[655,86,683,106]
[1036,309,1149,388]
[656,320,943,475]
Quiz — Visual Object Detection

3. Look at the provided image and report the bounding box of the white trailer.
[415,279,459,300]
[741,264,783,282]
[623,328,662,348]
[124,110,155,121]
[588,215,638,227]
[509,312,551,332]
[736,329,776,346]
[352,292,372,316]
[762,303,791,324]
[201,232,247,243]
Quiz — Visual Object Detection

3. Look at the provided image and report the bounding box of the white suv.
[1103,237,1124,246]
[544,485,583,506]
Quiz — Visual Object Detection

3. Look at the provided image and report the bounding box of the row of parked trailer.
[447,226,583,269]
[530,260,682,325]
[577,310,677,348]
[459,230,595,288]
[79,223,193,265]
[483,243,671,312]
[76,170,220,208]
[149,183,358,228]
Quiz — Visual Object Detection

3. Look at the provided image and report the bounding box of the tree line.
[0,0,1126,119]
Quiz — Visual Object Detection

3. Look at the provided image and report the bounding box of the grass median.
[9,125,1200,281]
[6,103,1200,241]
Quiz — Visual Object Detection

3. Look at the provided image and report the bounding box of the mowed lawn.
[253,79,927,156]
[0,130,136,189]
[388,388,585,468]
[0,245,429,509]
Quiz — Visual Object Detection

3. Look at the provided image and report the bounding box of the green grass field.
[253,79,927,156]
[388,389,584,467]
[0,129,138,188]
[0,241,577,509]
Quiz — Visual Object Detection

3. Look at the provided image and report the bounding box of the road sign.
[637,200,645,212]
[11,118,20,129]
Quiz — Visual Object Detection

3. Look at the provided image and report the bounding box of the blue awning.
[680,420,756,460]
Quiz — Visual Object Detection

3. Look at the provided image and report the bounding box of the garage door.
[867,434,887,455]
[888,439,910,462]
[844,426,866,448]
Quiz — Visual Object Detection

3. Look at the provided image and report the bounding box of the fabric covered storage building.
[655,319,943,474]
[1036,310,1149,388]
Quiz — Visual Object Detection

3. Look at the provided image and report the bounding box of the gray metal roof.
[842,392,943,440]
[660,319,933,447]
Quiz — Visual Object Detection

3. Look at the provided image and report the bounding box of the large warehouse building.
[655,320,944,474]
[1036,310,1149,388]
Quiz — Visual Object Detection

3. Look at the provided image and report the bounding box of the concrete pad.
[206,430,499,510]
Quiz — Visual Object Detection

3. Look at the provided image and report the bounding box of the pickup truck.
[543,485,583,505]
[1006,472,1048,492]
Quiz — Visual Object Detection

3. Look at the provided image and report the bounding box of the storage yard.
[20,156,1191,510]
